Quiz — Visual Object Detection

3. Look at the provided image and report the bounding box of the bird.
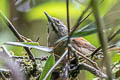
[44,11,97,59]
[44,12,120,80]
[44,11,101,80]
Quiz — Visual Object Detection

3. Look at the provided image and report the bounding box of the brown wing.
[72,37,96,55]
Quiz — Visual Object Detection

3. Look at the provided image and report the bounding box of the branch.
[0,10,36,62]
[1,46,12,58]
[12,56,48,61]
[43,50,68,80]
[91,0,112,79]
[66,0,70,33]
[78,63,107,78]
[0,68,10,79]
[0,72,7,80]
[91,29,120,57]
[66,0,70,79]
[69,44,99,70]
[69,4,91,38]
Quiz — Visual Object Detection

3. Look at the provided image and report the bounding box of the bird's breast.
[48,31,60,47]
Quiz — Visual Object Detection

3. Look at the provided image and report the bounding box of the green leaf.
[73,22,97,38]
[4,42,53,52]
[56,22,97,43]
[39,54,55,80]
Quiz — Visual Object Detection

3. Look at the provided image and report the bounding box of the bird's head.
[44,11,68,37]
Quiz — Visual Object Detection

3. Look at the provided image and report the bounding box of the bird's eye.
[56,21,60,24]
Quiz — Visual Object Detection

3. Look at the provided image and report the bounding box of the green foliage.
[39,54,55,80]
[112,52,120,63]
[25,0,117,22]
[25,1,85,21]
[84,33,99,47]
[56,22,97,43]
[73,23,97,37]
[0,0,120,80]
[99,0,117,16]
[0,0,9,17]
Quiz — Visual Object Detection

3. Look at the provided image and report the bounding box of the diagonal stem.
[91,29,120,57]
[91,0,112,79]
[66,0,70,79]
[0,10,36,62]
[43,50,68,80]
[69,4,91,39]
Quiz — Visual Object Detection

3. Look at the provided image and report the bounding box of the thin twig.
[66,0,70,33]
[69,44,100,70]
[91,0,112,79]
[66,0,70,45]
[111,61,120,70]
[77,10,93,28]
[43,50,68,80]
[1,46,12,58]
[78,63,107,78]
[0,68,10,78]
[66,0,70,79]
[69,0,104,39]
[12,56,48,61]
[0,72,7,80]
[69,4,91,39]
[0,10,36,62]
[0,10,37,77]
[108,29,120,42]
[91,29,120,57]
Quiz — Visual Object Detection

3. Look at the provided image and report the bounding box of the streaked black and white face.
[47,17,68,47]
[50,17,68,37]
[44,11,68,36]
[44,12,68,46]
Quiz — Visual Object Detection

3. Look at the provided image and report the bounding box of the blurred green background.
[0,0,120,79]
[0,0,117,46]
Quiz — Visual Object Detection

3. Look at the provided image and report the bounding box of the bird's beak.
[44,11,54,23]
[44,11,59,33]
